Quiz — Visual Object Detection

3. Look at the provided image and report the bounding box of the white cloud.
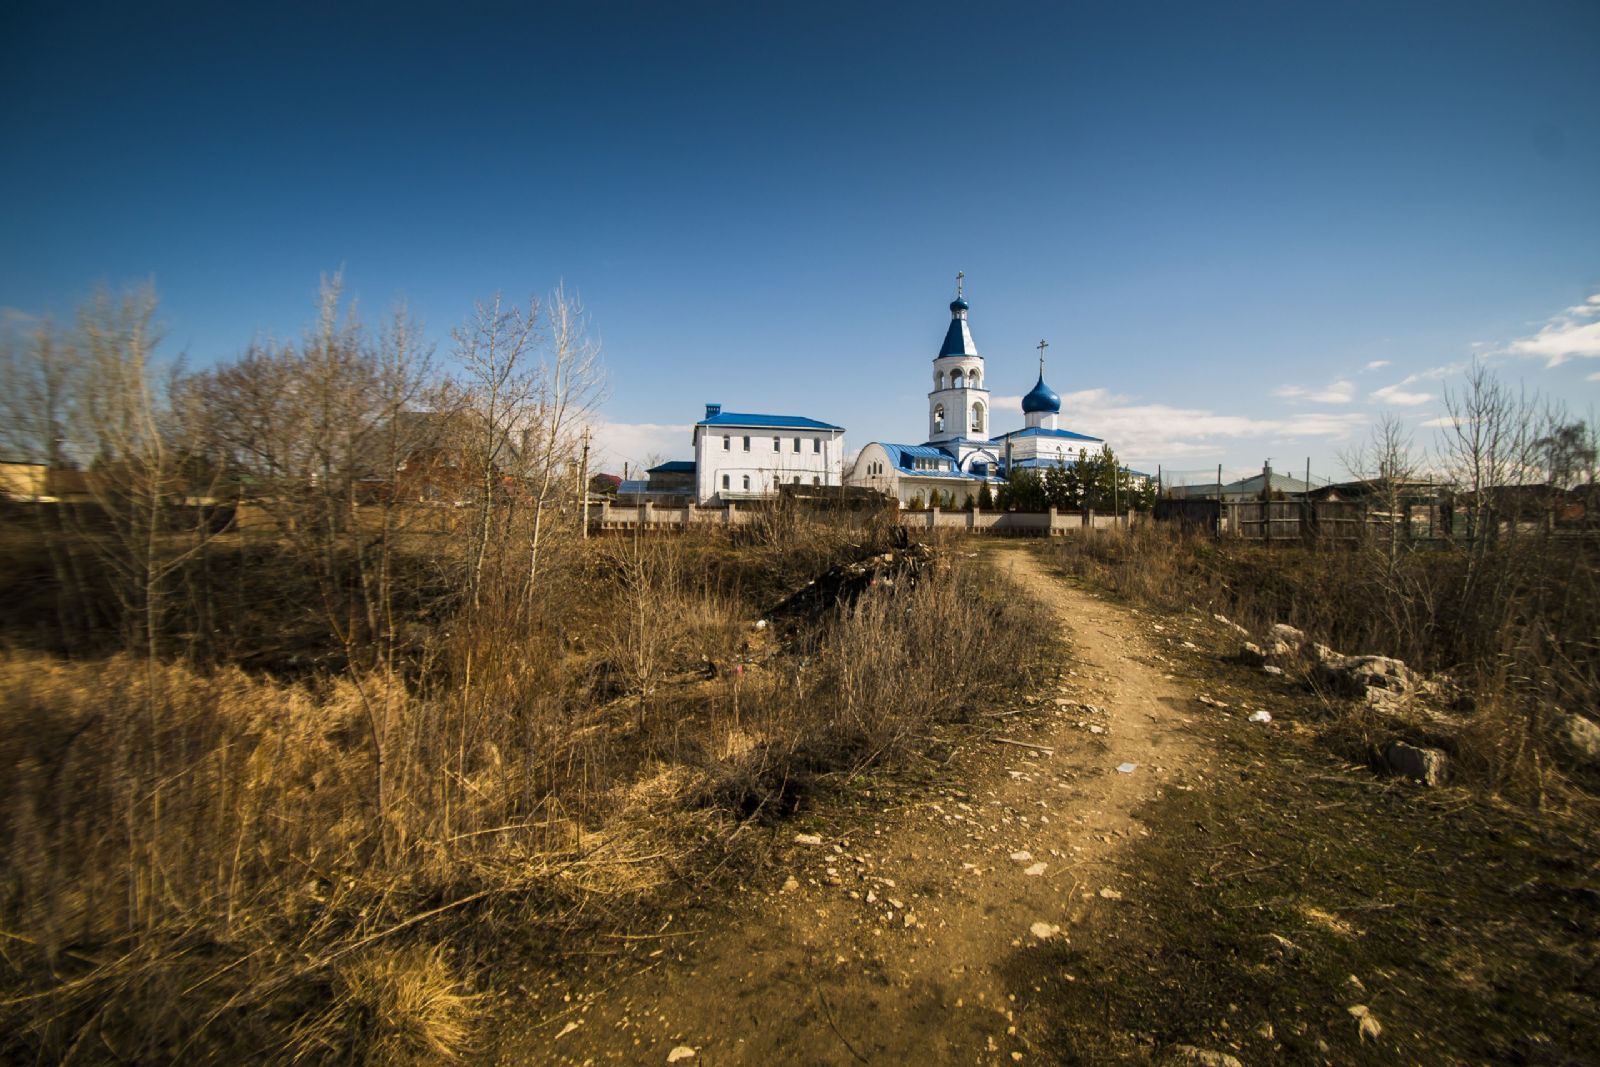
[1372,383,1434,406]
[1273,380,1355,404]
[591,420,693,474]
[1362,360,1391,372]
[1589,371,1600,382]
[1369,364,1459,406]
[1507,291,1600,365]
[1056,387,1369,468]
[1419,414,1463,429]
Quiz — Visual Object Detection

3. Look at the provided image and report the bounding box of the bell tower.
[928,272,991,444]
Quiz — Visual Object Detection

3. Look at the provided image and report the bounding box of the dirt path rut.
[510,544,1217,1065]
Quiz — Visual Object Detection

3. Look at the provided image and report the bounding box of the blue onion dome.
[1021,373,1061,414]
[949,296,969,312]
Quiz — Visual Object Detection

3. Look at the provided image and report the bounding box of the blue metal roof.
[938,315,979,359]
[695,411,843,430]
[875,442,987,480]
[991,426,1103,443]
[1021,373,1061,414]
[646,460,696,474]
[890,443,955,460]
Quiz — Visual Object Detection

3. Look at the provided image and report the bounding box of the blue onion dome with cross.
[1021,339,1061,414]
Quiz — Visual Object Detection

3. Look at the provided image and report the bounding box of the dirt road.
[508,544,1218,1064]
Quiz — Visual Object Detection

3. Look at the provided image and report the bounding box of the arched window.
[933,404,945,433]
[951,369,964,389]
[971,401,985,434]
[970,369,981,388]
[742,475,750,490]
[936,371,945,390]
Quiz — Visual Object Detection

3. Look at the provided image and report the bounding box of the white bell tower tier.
[927,273,991,444]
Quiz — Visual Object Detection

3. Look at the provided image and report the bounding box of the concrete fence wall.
[588,500,1136,536]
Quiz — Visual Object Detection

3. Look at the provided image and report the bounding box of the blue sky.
[3,1,1597,482]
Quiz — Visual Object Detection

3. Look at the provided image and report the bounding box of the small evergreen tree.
[976,481,994,510]
[1007,468,1048,511]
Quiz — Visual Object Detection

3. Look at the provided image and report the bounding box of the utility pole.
[578,427,591,539]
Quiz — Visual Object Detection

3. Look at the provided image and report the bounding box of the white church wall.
[848,442,902,504]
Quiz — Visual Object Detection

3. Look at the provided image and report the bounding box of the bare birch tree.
[521,283,605,602]
[451,293,540,612]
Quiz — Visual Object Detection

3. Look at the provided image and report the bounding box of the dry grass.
[0,517,1050,1062]
[1055,523,1600,802]
[289,946,479,1065]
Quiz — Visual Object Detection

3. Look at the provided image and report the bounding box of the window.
[971,402,985,433]
[742,475,750,490]
[793,475,800,484]
[933,404,945,433]
[773,436,780,451]
[812,438,820,453]
[742,436,750,451]
[793,436,801,451]
[813,476,820,486]
[722,474,729,489]
[722,435,730,451]
[952,369,964,389]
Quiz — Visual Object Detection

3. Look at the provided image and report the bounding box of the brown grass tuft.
[290,945,479,1065]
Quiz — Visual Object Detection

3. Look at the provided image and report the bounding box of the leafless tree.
[0,315,78,470]
[451,293,540,613]
[1342,412,1419,561]
[72,284,221,659]
[521,283,605,602]
[1436,359,1545,546]
[0,316,95,639]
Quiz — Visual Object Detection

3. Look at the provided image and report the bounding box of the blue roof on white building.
[696,406,842,431]
[877,442,992,481]
[647,460,696,474]
[990,426,1103,443]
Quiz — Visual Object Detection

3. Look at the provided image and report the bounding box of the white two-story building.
[688,404,846,504]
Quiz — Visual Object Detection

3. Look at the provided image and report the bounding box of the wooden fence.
[1214,500,1442,541]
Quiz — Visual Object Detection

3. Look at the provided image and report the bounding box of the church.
[847,279,1105,507]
